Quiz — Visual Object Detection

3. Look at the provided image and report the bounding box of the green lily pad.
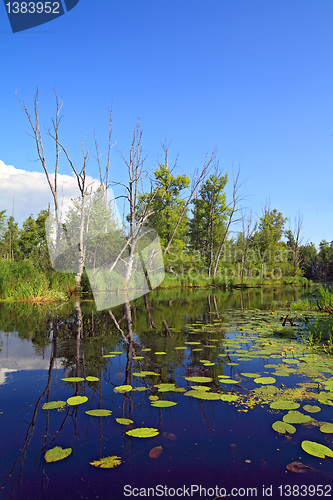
[185,341,201,345]
[303,405,321,413]
[320,423,333,433]
[114,385,132,393]
[219,379,238,384]
[103,354,116,358]
[254,377,276,385]
[132,387,148,392]
[133,371,160,377]
[184,376,213,383]
[85,409,112,416]
[301,440,333,458]
[90,456,122,468]
[66,396,88,406]
[61,377,85,382]
[190,385,211,391]
[155,352,166,355]
[151,401,178,407]
[184,391,221,400]
[45,446,72,463]
[86,376,99,382]
[241,373,261,378]
[175,347,186,350]
[283,411,312,424]
[133,356,144,360]
[253,386,279,395]
[154,383,176,392]
[203,362,215,366]
[220,394,239,402]
[270,401,300,410]
[115,418,134,425]
[42,401,66,410]
[272,421,296,434]
[141,348,151,352]
[126,427,159,438]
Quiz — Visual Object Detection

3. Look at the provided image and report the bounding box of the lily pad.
[190,385,211,391]
[184,376,213,383]
[86,376,99,382]
[141,348,151,352]
[241,373,261,378]
[115,418,134,425]
[45,446,72,463]
[254,377,276,385]
[42,401,66,410]
[154,383,176,392]
[151,401,178,407]
[320,423,333,433]
[126,427,159,438]
[220,394,239,402]
[283,411,312,424]
[301,440,333,458]
[154,352,166,355]
[133,371,160,377]
[219,379,238,384]
[272,421,296,434]
[114,385,132,393]
[270,401,300,410]
[149,446,163,459]
[61,377,85,382]
[303,405,321,413]
[85,409,112,417]
[184,391,221,400]
[66,396,88,406]
[90,456,122,468]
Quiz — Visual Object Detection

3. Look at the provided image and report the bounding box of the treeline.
[0,166,330,290]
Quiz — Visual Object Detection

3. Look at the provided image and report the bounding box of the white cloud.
[0,160,102,224]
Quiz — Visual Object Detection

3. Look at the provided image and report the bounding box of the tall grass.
[0,260,74,302]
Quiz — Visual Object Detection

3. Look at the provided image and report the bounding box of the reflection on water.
[1,286,332,500]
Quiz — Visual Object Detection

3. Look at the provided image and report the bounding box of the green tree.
[189,173,229,275]
[253,208,287,264]
[300,242,318,279]
[18,210,50,269]
[2,216,20,261]
[137,165,190,252]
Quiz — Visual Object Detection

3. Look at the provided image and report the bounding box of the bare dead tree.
[17,86,62,241]
[290,211,304,273]
[239,210,255,285]
[213,168,244,276]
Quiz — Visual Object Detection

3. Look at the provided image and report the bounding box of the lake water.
[0,286,332,499]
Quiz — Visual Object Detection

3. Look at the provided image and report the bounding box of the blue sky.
[0,0,332,247]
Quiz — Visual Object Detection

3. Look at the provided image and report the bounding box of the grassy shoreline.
[0,258,312,302]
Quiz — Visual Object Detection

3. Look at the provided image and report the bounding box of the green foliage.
[45,446,72,463]
[137,165,190,250]
[189,173,229,268]
[290,299,311,312]
[316,285,333,309]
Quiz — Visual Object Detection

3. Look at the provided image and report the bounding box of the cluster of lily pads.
[42,307,333,469]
